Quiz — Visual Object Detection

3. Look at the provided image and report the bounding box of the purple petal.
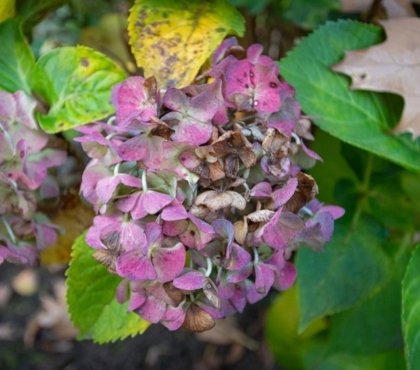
[120,222,147,252]
[173,270,206,290]
[128,291,147,311]
[137,296,166,323]
[274,262,296,291]
[117,135,147,161]
[161,201,188,221]
[152,242,186,283]
[263,209,304,250]
[161,305,186,331]
[272,177,298,208]
[254,263,275,294]
[141,191,173,215]
[116,250,156,281]
[250,182,272,198]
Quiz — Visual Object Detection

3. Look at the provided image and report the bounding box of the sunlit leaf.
[32,46,127,133]
[128,0,244,88]
[0,0,15,23]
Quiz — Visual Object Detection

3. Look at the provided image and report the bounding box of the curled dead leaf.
[195,190,246,212]
[333,17,420,138]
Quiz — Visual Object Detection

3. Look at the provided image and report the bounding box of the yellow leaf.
[41,195,94,266]
[128,0,244,88]
[0,0,15,23]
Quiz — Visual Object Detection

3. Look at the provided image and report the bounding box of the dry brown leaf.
[196,317,258,350]
[333,17,420,138]
[24,280,78,347]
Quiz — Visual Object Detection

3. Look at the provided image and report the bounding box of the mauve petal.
[245,280,266,304]
[301,141,322,161]
[142,191,173,214]
[225,243,251,271]
[173,270,206,290]
[117,192,141,213]
[163,88,188,111]
[137,296,166,323]
[211,37,238,65]
[171,120,212,146]
[128,290,147,311]
[96,176,121,204]
[162,220,188,237]
[263,210,304,250]
[116,280,129,304]
[161,305,186,331]
[116,251,156,281]
[272,177,298,208]
[229,286,247,313]
[120,222,147,252]
[117,135,147,161]
[189,214,214,235]
[323,205,345,220]
[246,44,263,64]
[250,182,272,198]
[161,201,188,221]
[275,262,296,291]
[118,174,142,188]
[254,263,275,294]
[226,264,253,283]
[145,222,163,246]
[152,242,186,283]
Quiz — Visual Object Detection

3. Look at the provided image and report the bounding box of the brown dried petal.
[195,190,232,211]
[247,210,275,223]
[262,128,290,158]
[284,172,318,213]
[234,219,248,245]
[240,148,257,168]
[93,250,117,273]
[183,305,215,333]
[163,282,185,305]
[203,279,220,309]
[226,191,246,210]
[208,161,225,181]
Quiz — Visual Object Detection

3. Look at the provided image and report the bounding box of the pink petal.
[152,242,186,283]
[161,201,188,221]
[142,191,173,215]
[137,296,166,323]
[116,251,156,281]
[173,270,206,290]
[272,177,298,208]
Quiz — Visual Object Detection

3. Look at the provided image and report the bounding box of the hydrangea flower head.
[0,91,67,266]
[79,39,343,332]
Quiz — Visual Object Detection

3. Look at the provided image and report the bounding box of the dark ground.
[0,264,281,370]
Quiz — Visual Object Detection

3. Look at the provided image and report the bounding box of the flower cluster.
[0,90,67,266]
[78,38,344,332]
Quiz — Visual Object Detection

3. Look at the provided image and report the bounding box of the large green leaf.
[128,0,244,88]
[32,46,127,133]
[0,18,35,94]
[66,234,149,343]
[402,245,420,369]
[296,218,390,332]
[265,287,327,370]
[280,20,420,172]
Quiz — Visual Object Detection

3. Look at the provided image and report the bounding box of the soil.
[0,264,281,370]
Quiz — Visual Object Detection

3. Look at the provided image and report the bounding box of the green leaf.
[66,234,149,343]
[280,20,420,172]
[296,217,390,332]
[328,272,403,355]
[265,287,328,370]
[312,351,406,370]
[32,46,127,133]
[280,0,340,30]
[402,244,420,370]
[128,0,245,88]
[0,18,35,94]
[308,130,357,204]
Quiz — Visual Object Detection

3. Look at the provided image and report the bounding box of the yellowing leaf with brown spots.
[333,17,420,138]
[128,0,245,88]
[41,196,94,266]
